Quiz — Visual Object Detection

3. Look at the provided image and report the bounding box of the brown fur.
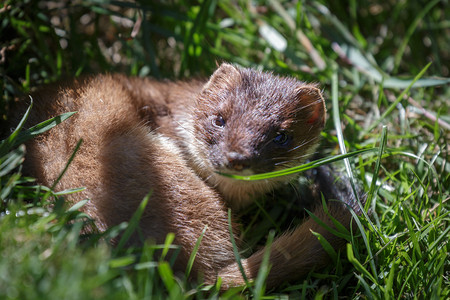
[12,64,359,289]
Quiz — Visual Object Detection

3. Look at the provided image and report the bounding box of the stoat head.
[183,63,326,209]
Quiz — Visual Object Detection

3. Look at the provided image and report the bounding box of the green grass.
[1,0,449,298]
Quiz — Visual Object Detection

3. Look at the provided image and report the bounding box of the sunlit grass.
[1,0,448,298]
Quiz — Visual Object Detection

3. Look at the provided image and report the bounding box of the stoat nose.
[226,151,250,171]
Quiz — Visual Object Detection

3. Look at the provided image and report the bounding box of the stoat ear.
[202,63,241,92]
[295,85,326,126]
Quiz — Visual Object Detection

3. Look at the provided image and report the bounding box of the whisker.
[287,181,300,199]
[258,135,277,153]
[288,150,320,162]
[273,153,312,167]
[286,136,320,153]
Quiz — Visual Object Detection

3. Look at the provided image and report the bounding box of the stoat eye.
[273,132,290,146]
[212,115,226,128]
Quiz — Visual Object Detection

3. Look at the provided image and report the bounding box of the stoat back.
[15,75,200,230]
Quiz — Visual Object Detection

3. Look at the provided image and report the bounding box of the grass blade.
[253,230,275,300]
[185,225,207,276]
[50,139,83,191]
[393,0,441,73]
[218,148,378,181]
[114,192,151,253]
[227,209,252,292]
[346,243,377,286]
[364,62,432,134]
[0,145,25,177]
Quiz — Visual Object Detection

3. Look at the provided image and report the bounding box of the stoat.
[12,63,360,289]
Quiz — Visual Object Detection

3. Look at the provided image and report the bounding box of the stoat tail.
[216,165,365,289]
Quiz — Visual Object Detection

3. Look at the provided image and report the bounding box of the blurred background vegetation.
[0,0,449,298]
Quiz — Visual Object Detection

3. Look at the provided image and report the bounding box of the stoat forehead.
[201,68,305,124]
